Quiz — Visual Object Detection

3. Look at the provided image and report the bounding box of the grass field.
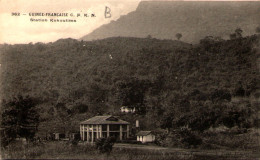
[1,141,259,160]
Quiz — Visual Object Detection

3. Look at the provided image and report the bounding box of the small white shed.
[136,131,155,143]
[120,106,136,113]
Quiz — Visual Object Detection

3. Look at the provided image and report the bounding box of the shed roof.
[136,131,153,136]
[80,115,129,125]
[121,106,134,109]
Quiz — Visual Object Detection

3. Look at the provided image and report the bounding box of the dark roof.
[80,115,130,125]
[136,131,153,136]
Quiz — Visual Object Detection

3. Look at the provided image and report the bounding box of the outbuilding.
[53,132,65,140]
[136,131,155,143]
[120,106,136,113]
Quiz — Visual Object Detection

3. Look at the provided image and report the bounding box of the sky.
[0,0,140,44]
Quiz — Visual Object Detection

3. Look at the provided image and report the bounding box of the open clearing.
[1,141,259,159]
[114,143,259,159]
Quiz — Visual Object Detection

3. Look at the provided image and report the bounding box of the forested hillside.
[0,35,259,148]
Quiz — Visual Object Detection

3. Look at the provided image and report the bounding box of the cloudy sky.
[0,0,140,44]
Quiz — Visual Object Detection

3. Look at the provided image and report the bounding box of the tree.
[230,28,243,40]
[147,35,152,39]
[256,26,260,34]
[217,102,255,129]
[210,89,231,102]
[235,28,243,38]
[230,33,237,40]
[233,86,245,97]
[116,78,151,115]
[175,33,182,40]
[1,95,40,147]
[200,36,215,51]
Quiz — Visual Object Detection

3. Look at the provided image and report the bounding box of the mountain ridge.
[81,1,260,43]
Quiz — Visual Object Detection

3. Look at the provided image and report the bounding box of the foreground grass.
[1,141,259,160]
[1,141,100,159]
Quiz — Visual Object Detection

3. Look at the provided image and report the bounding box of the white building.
[136,131,155,143]
[80,115,130,142]
[120,106,136,113]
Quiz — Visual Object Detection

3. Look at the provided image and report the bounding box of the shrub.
[95,137,116,155]
[202,129,260,150]
[156,128,202,148]
[120,139,143,144]
[71,139,79,145]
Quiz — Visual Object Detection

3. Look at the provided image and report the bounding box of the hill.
[81,1,260,43]
[0,35,259,149]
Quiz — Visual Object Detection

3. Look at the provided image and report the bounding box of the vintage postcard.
[0,0,259,159]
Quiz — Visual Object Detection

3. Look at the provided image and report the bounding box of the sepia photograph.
[0,0,259,159]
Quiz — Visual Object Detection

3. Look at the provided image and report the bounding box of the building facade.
[120,106,136,113]
[80,115,130,142]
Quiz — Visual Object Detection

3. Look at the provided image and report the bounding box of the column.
[91,124,94,143]
[96,125,99,139]
[107,124,109,138]
[82,125,85,141]
[99,125,102,138]
[80,125,82,140]
[87,124,89,142]
[120,125,123,140]
[127,125,129,138]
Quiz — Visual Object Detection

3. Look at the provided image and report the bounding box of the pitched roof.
[136,131,153,136]
[121,106,136,109]
[80,115,130,125]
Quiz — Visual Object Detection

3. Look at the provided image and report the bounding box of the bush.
[95,137,116,155]
[157,128,202,148]
[120,139,143,144]
[202,129,260,150]
[176,128,202,148]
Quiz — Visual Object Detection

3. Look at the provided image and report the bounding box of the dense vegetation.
[0,96,39,147]
[0,34,259,149]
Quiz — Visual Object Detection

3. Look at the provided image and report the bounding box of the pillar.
[107,124,109,138]
[96,125,99,139]
[120,125,123,140]
[82,125,85,141]
[92,124,94,143]
[80,125,82,140]
[127,125,129,138]
[87,124,89,142]
[99,125,102,138]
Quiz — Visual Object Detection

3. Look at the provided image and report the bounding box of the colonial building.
[136,131,155,143]
[80,115,130,142]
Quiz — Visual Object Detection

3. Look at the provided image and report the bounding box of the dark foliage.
[177,128,203,148]
[1,96,40,147]
[210,89,231,102]
[175,33,182,40]
[256,26,260,33]
[95,137,116,155]
[0,34,259,148]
